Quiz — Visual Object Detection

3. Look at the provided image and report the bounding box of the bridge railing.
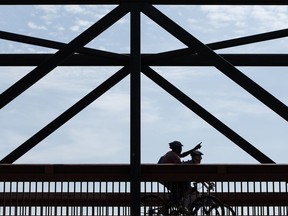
[0,164,287,215]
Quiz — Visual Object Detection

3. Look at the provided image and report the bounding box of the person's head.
[169,141,183,155]
[190,150,203,164]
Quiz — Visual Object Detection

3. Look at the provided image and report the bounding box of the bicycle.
[141,182,236,215]
[189,182,236,216]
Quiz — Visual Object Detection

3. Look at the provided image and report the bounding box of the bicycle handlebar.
[193,181,215,191]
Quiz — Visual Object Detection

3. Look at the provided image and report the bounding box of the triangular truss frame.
[0,1,287,166]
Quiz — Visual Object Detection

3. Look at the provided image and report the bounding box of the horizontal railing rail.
[1,164,288,180]
[1,192,287,207]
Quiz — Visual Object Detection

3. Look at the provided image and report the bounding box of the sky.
[0,4,287,164]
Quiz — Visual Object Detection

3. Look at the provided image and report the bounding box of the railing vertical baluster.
[273,181,276,215]
[266,181,269,216]
[2,182,5,216]
[284,181,288,215]
[98,181,100,216]
[60,181,63,216]
[9,182,11,216]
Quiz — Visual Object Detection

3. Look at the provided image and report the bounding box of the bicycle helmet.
[169,141,183,149]
[190,150,203,156]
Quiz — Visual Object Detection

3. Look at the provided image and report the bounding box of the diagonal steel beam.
[142,4,288,122]
[153,28,288,59]
[0,4,129,109]
[0,30,128,61]
[208,28,288,50]
[0,67,130,164]
[142,66,275,164]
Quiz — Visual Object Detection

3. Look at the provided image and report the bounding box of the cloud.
[32,5,118,40]
[251,6,288,30]
[70,19,94,32]
[199,5,288,34]
[27,21,47,30]
[34,5,60,14]
[33,5,61,22]
[64,5,85,14]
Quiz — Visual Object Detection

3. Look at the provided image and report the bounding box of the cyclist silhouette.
[158,141,202,207]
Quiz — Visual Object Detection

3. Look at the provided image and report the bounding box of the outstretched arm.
[180,142,202,158]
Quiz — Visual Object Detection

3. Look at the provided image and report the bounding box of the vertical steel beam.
[130,4,141,215]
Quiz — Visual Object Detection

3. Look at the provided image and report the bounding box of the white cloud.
[251,6,288,30]
[64,5,85,14]
[70,19,94,32]
[33,5,61,22]
[195,5,288,41]
[27,21,47,30]
[34,5,60,14]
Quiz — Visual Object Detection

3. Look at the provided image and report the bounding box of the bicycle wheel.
[141,195,166,216]
[223,204,236,216]
[189,195,225,216]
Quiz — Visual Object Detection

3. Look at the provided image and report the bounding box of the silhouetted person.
[158,141,201,206]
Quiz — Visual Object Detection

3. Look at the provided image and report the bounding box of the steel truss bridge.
[0,0,287,215]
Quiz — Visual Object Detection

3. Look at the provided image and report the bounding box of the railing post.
[130,3,141,215]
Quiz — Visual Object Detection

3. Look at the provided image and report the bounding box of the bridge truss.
[0,0,287,215]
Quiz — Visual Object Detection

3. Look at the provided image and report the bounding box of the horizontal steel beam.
[145,54,288,67]
[0,192,287,207]
[0,54,287,66]
[0,0,287,5]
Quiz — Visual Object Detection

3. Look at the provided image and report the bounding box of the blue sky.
[0,5,287,164]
